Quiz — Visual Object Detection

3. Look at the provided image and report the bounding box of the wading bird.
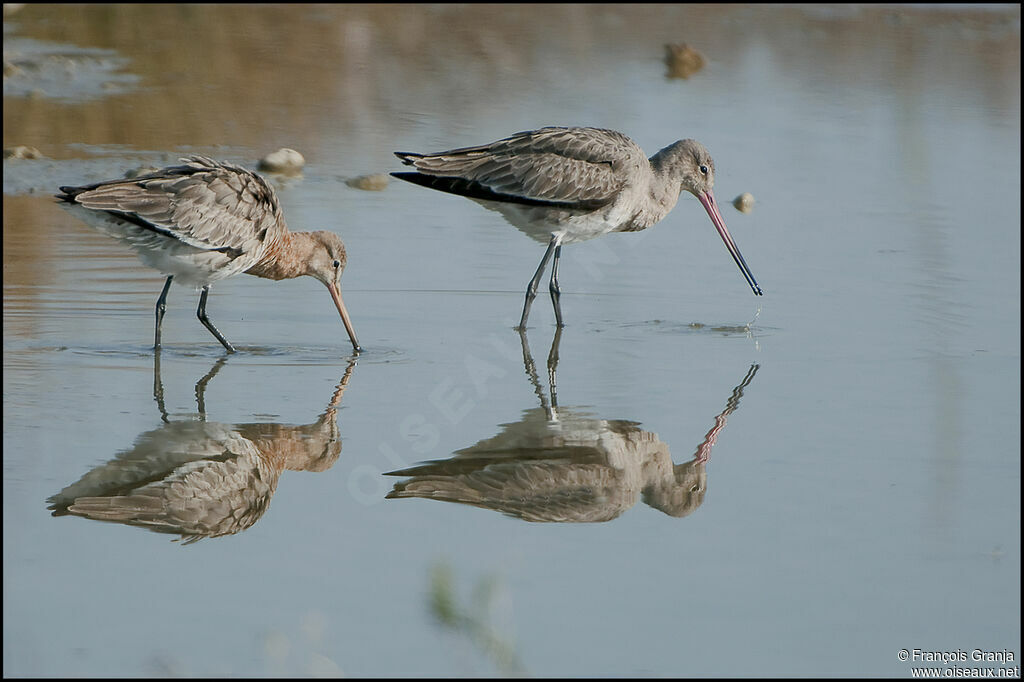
[58,155,361,353]
[392,126,762,329]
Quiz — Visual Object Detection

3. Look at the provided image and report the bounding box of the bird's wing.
[394,127,648,208]
[47,422,237,515]
[61,438,280,542]
[387,460,633,523]
[59,156,286,256]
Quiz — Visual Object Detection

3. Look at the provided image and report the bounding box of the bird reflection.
[386,329,759,522]
[47,353,355,543]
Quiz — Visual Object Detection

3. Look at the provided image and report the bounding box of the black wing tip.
[388,172,495,201]
[390,171,607,211]
[55,185,83,203]
[393,151,423,166]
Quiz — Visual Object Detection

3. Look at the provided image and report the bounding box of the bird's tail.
[393,151,425,166]
[55,185,85,203]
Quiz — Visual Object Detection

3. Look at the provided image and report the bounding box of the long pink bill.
[697,190,763,296]
[327,282,362,353]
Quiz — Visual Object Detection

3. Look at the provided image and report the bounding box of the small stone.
[258,148,305,174]
[732,192,755,213]
[664,43,705,79]
[345,173,389,191]
[3,145,43,159]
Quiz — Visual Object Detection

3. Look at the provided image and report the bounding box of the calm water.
[3,4,1020,677]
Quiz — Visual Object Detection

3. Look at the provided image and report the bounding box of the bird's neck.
[240,417,338,472]
[245,231,309,281]
[629,159,681,230]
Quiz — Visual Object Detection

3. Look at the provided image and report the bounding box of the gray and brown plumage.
[392,126,762,329]
[47,360,354,544]
[386,408,706,522]
[385,328,761,523]
[57,155,360,352]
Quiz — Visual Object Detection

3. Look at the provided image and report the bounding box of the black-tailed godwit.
[58,155,361,352]
[392,126,762,329]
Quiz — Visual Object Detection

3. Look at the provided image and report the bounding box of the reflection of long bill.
[697,190,763,296]
[327,282,362,352]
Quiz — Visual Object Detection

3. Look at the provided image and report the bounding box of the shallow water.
[3,4,1020,677]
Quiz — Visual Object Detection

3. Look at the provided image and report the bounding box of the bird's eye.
[699,165,709,175]
[333,259,341,269]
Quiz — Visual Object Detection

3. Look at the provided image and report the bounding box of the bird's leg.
[154,275,173,349]
[518,328,553,420]
[195,357,228,419]
[153,348,169,423]
[546,326,563,413]
[548,244,564,328]
[518,235,561,331]
[196,286,236,353]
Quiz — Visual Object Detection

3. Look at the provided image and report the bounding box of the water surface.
[3,4,1020,677]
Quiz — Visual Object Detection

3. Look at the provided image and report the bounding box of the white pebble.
[258,148,305,174]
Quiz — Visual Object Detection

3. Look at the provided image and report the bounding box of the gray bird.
[58,155,360,352]
[393,127,762,329]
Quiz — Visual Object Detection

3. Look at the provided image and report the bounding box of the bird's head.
[307,231,361,353]
[653,139,762,297]
[654,138,716,198]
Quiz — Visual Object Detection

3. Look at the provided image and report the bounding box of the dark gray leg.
[154,276,173,349]
[546,326,563,410]
[153,348,169,423]
[518,235,561,331]
[195,357,228,418]
[548,244,564,328]
[196,286,236,353]
[518,328,554,420]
